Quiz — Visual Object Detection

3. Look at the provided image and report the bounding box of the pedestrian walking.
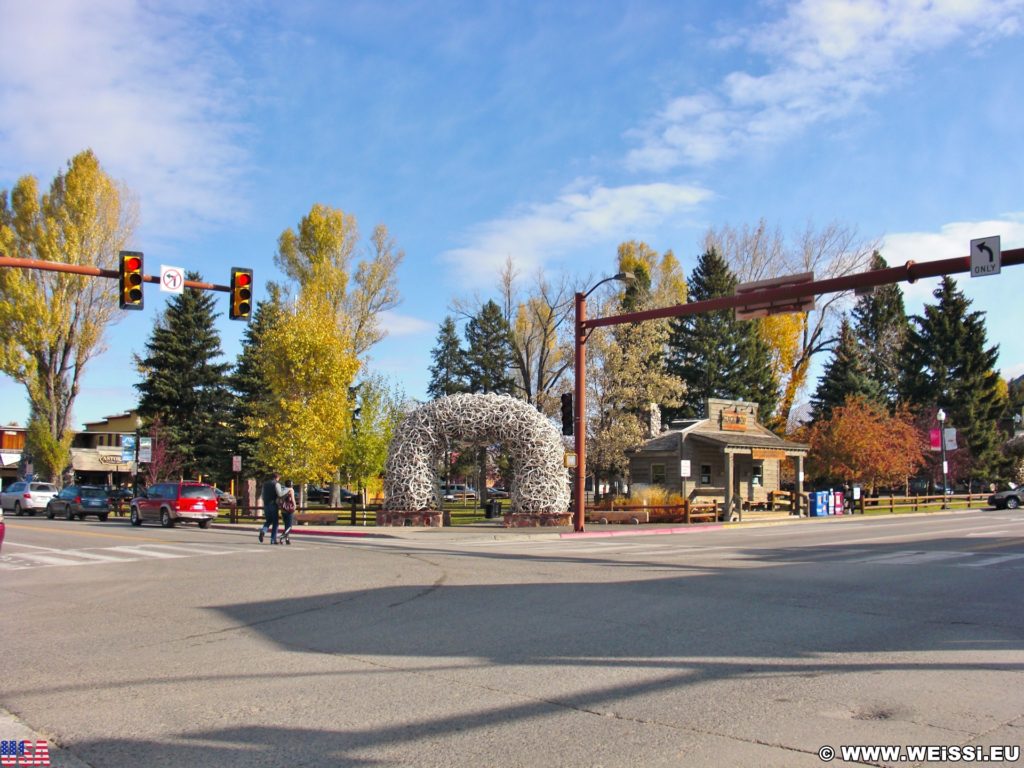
[259,472,286,545]
[278,481,296,545]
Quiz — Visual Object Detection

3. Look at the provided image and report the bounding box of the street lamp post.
[573,272,634,533]
[937,408,948,510]
[133,415,142,496]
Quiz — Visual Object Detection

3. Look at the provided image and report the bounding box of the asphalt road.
[2,510,1023,767]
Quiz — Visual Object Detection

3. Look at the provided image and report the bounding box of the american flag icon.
[0,740,50,767]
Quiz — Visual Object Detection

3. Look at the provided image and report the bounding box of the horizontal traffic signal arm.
[0,255,232,292]
[581,248,1024,331]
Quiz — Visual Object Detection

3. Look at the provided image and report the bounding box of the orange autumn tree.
[808,396,925,492]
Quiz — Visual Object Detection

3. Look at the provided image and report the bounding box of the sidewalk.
[211,508,803,542]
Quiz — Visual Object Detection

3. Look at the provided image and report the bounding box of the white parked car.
[1,481,59,516]
[440,484,478,501]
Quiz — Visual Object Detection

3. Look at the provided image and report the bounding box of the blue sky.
[2,0,1023,428]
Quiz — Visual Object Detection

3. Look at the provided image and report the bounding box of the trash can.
[485,501,500,519]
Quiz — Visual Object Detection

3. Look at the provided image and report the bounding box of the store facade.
[627,398,809,515]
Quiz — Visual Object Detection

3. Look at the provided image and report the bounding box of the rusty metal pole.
[573,291,587,533]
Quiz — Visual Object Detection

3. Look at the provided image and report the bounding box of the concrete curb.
[0,706,91,768]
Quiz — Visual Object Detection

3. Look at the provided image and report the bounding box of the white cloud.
[881,214,1024,304]
[441,180,712,285]
[0,0,249,236]
[378,310,433,337]
[627,0,1024,172]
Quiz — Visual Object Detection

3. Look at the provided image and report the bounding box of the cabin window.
[700,464,711,485]
[752,463,763,486]
[651,464,666,484]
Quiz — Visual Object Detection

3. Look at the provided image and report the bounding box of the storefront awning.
[689,431,809,456]
[0,451,22,468]
[71,449,133,473]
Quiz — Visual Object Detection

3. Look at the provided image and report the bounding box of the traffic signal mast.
[0,253,255,316]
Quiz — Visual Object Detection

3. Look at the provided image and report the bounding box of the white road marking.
[0,541,258,570]
[959,553,1024,567]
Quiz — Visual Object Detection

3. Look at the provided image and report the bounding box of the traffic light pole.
[0,255,232,292]
[572,290,587,533]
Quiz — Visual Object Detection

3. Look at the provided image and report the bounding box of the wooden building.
[0,411,141,489]
[627,398,809,515]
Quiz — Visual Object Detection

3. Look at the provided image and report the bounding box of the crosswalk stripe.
[959,553,1024,567]
[107,546,189,559]
[1,540,260,570]
[849,551,973,565]
[55,550,137,563]
[8,553,98,567]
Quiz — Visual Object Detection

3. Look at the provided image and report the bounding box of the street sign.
[139,437,152,463]
[232,455,242,473]
[735,271,815,320]
[121,435,136,463]
[970,235,1001,277]
[679,460,691,478]
[160,265,185,293]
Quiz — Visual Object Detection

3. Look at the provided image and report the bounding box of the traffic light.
[229,267,253,320]
[118,251,144,310]
[560,392,573,436]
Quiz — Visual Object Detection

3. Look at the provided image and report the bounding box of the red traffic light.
[229,267,253,320]
[119,251,144,310]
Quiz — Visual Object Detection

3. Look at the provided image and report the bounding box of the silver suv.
[1,481,58,516]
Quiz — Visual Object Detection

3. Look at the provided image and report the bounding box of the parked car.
[46,485,112,521]
[441,484,477,501]
[0,481,58,516]
[130,481,219,528]
[106,486,134,501]
[988,486,1024,510]
[486,486,510,499]
[214,488,237,507]
[306,485,331,503]
[306,486,357,504]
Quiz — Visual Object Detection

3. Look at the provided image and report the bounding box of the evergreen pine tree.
[464,300,515,395]
[230,292,283,479]
[665,248,778,419]
[463,300,515,504]
[427,316,470,399]
[809,316,883,423]
[135,272,233,481]
[851,252,909,406]
[900,276,1004,479]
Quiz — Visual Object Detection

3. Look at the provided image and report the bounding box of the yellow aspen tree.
[274,203,403,358]
[0,150,137,480]
[250,288,360,484]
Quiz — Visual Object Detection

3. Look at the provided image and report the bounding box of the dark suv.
[130,482,219,528]
[46,485,112,521]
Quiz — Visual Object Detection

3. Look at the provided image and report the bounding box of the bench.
[293,511,338,525]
